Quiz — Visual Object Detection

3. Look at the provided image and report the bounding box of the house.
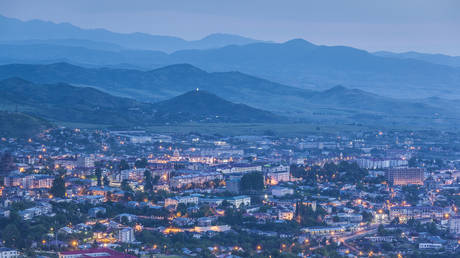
[271,187,294,197]
[0,248,20,258]
[19,202,53,220]
[225,195,251,208]
[89,207,107,218]
[278,210,294,220]
[164,196,199,208]
[419,243,443,250]
[58,226,74,234]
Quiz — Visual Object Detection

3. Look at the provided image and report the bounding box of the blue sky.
[1,0,459,55]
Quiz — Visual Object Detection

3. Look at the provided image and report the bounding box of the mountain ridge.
[1,63,459,128]
[0,77,280,125]
[2,38,460,99]
[0,15,262,52]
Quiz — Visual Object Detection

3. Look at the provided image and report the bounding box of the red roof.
[59,248,136,258]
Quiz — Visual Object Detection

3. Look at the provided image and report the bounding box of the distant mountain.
[0,15,261,52]
[2,38,460,99]
[0,39,125,51]
[154,89,279,123]
[169,39,460,99]
[2,63,460,128]
[0,44,169,68]
[0,63,313,115]
[0,78,279,125]
[305,85,445,116]
[374,51,460,68]
[0,111,51,138]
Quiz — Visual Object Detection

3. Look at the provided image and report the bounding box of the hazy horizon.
[1,0,459,55]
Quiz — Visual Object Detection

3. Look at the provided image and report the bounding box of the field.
[144,122,370,136]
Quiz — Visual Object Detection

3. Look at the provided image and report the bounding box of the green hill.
[153,89,280,123]
[0,78,280,126]
[0,111,51,138]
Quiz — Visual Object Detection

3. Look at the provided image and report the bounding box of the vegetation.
[0,111,51,138]
[50,175,66,198]
[240,172,264,192]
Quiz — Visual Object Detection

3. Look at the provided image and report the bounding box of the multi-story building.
[77,155,95,168]
[217,164,262,174]
[389,206,446,222]
[164,196,199,208]
[3,174,53,189]
[449,216,460,234]
[265,171,290,185]
[169,172,223,189]
[356,158,408,169]
[54,158,77,171]
[271,186,294,197]
[118,227,135,243]
[386,167,425,185]
[226,195,251,208]
[226,177,241,193]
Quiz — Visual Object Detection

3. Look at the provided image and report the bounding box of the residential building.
[386,167,425,185]
[118,227,135,243]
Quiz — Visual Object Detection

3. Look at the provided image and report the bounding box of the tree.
[290,165,306,178]
[2,224,21,248]
[295,202,326,226]
[119,160,130,171]
[135,158,148,168]
[0,152,15,183]
[362,211,373,223]
[240,172,264,192]
[50,175,66,198]
[121,179,132,192]
[144,170,153,192]
[152,175,160,185]
[377,224,386,235]
[95,167,102,187]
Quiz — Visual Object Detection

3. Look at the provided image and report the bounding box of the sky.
[1,0,459,55]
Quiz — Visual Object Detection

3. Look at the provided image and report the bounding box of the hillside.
[0,63,313,115]
[0,111,51,138]
[0,78,279,125]
[0,62,456,118]
[0,77,158,126]
[1,63,460,126]
[153,89,279,123]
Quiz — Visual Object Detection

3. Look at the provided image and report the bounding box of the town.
[0,127,459,257]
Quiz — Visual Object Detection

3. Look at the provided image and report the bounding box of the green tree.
[119,160,130,171]
[290,165,306,178]
[50,175,66,198]
[121,179,132,192]
[95,167,102,187]
[362,211,373,223]
[144,170,153,192]
[240,172,264,192]
[135,158,148,168]
[2,224,21,248]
